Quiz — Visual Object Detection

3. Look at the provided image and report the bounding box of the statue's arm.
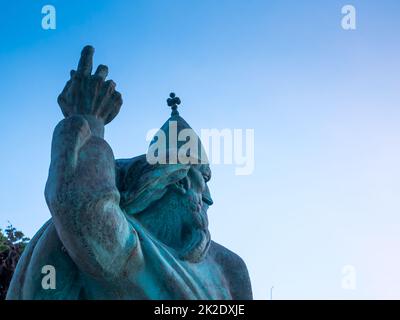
[44,46,142,280]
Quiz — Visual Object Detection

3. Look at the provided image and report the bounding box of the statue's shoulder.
[209,241,253,300]
[7,219,82,300]
[209,241,244,266]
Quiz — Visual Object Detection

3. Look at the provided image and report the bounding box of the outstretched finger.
[94,64,109,80]
[77,45,94,76]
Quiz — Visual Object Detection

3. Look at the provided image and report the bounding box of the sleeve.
[44,115,143,280]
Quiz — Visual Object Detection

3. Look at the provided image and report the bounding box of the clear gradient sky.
[1,0,400,299]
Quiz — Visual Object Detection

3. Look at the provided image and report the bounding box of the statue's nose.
[202,185,213,206]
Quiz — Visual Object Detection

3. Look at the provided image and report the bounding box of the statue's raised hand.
[57,45,122,125]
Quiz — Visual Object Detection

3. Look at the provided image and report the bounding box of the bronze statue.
[7,46,252,300]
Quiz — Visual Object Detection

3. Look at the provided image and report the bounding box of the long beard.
[178,203,211,262]
[139,198,211,263]
[179,228,211,263]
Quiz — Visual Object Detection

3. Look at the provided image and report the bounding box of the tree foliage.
[0,224,30,299]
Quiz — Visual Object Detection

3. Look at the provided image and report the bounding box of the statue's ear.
[171,176,191,195]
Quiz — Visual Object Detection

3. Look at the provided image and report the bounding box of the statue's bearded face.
[136,164,213,262]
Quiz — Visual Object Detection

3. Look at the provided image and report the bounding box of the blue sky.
[1,0,400,299]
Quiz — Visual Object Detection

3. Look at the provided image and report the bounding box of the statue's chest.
[129,240,232,300]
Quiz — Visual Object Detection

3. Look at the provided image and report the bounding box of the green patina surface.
[7,46,252,300]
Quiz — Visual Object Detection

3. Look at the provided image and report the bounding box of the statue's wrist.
[82,115,105,138]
